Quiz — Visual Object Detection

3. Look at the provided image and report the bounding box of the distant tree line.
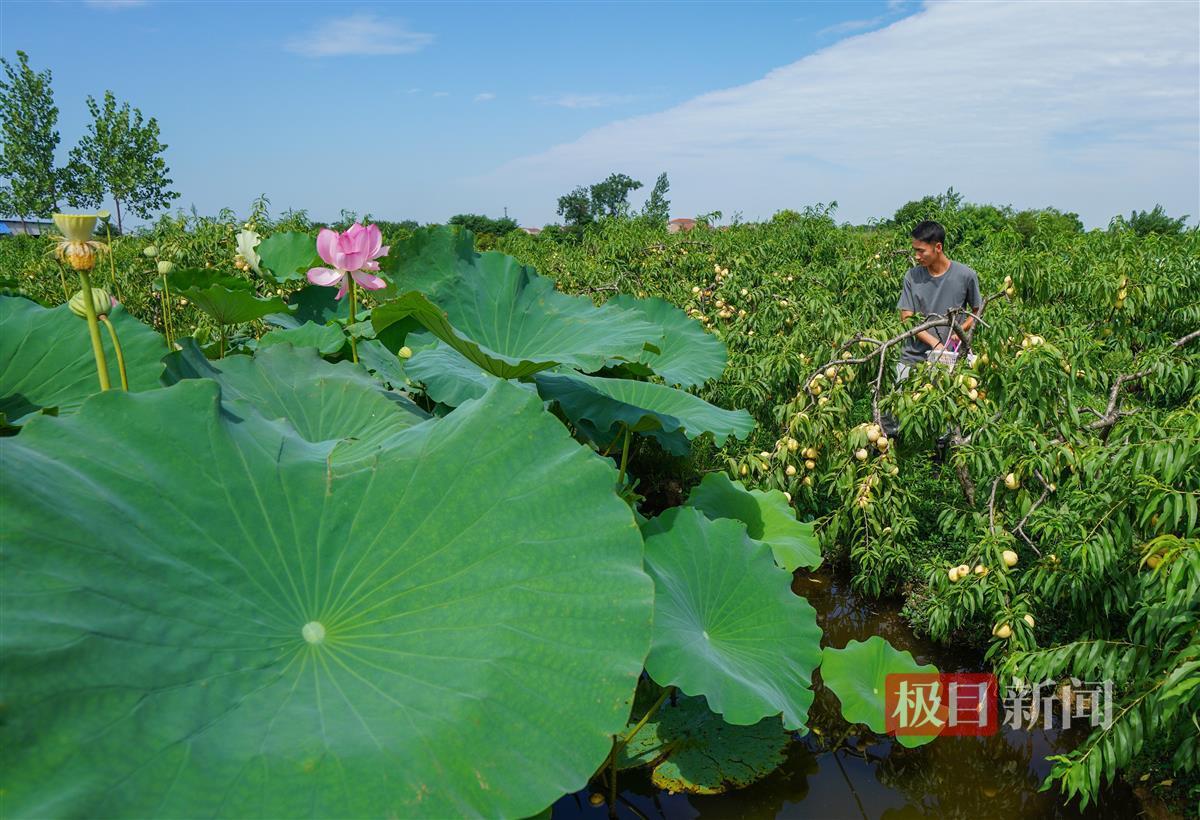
[0,51,178,233]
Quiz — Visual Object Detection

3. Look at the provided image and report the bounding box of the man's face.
[911,239,941,267]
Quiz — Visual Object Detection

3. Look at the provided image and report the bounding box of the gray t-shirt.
[896,261,982,364]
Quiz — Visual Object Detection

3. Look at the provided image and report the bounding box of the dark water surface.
[553,571,1141,820]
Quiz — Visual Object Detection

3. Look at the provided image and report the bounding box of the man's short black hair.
[911,220,946,246]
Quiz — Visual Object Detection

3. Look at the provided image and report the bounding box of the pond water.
[553,570,1141,819]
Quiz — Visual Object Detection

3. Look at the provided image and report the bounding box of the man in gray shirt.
[880,220,982,451]
[895,220,982,382]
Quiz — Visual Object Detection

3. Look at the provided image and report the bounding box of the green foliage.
[65,90,179,232]
[1116,204,1191,236]
[557,171,659,228]
[447,212,519,237]
[642,172,671,223]
[0,51,63,220]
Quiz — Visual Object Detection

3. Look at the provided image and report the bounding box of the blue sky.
[3,1,1197,228]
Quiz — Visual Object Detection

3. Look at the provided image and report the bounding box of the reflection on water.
[553,571,1139,819]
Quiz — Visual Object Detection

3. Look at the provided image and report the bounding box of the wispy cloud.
[286,13,433,58]
[83,0,148,8]
[480,1,1199,227]
[817,15,887,36]
[534,93,641,110]
[474,92,496,103]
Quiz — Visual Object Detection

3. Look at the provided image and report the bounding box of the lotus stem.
[103,222,122,302]
[348,277,359,364]
[58,266,70,302]
[603,684,674,817]
[218,325,227,359]
[100,316,129,391]
[617,424,632,486]
[77,271,111,391]
[159,276,174,348]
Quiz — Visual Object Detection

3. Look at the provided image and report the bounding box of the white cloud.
[534,93,641,109]
[477,1,1199,227]
[474,92,496,103]
[286,13,433,57]
[817,15,886,36]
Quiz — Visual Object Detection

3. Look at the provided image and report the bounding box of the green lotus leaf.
[172,269,291,326]
[167,267,253,293]
[266,284,349,330]
[373,226,662,376]
[257,231,321,284]
[820,636,941,748]
[639,507,822,730]
[0,378,654,818]
[607,294,727,388]
[356,340,408,389]
[618,697,790,794]
[534,371,755,447]
[0,295,165,423]
[162,340,427,467]
[571,414,691,458]
[406,340,536,407]
[685,473,822,571]
[258,322,346,356]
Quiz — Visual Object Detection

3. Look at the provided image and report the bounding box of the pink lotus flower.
[307,222,389,299]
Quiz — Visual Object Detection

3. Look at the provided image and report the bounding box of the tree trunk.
[114,199,123,235]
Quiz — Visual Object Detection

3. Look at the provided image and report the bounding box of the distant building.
[0,218,54,237]
[520,226,542,235]
[667,218,696,234]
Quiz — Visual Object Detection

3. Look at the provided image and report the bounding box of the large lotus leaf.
[0,378,654,818]
[266,284,350,330]
[258,321,346,356]
[639,507,822,730]
[618,697,789,794]
[373,226,662,376]
[534,371,754,447]
[0,295,165,422]
[820,636,941,749]
[170,267,291,326]
[607,295,727,388]
[257,231,321,284]
[169,267,253,293]
[405,340,538,407]
[162,340,427,466]
[685,473,822,571]
[571,414,692,458]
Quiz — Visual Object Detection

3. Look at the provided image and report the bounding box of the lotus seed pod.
[69,286,114,320]
[143,245,159,258]
[157,260,175,275]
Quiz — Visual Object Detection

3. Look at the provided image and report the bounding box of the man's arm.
[900,309,946,349]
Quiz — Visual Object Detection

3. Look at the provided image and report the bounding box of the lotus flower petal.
[306,267,344,288]
[316,228,339,268]
[351,270,386,291]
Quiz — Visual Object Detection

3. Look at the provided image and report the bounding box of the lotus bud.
[143,245,159,258]
[69,286,114,320]
[398,346,413,359]
[157,260,175,275]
